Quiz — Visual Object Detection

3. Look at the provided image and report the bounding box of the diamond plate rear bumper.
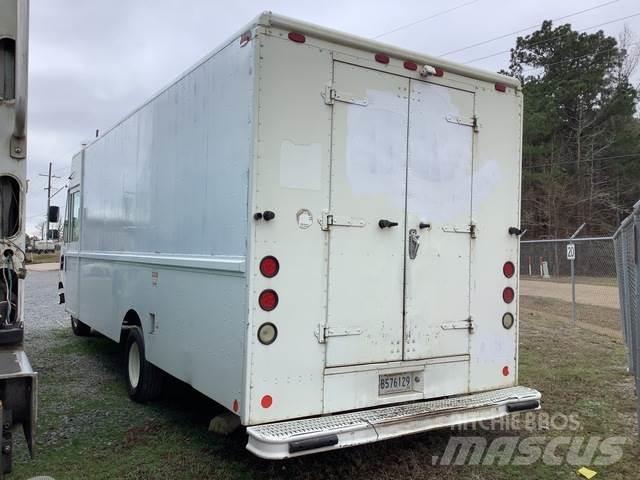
[246,386,541,459]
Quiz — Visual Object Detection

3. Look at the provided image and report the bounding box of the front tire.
[71,317,91,336]
[125,327,164,402]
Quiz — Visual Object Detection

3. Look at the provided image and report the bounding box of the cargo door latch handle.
[378,219,398,229]
[408,229,420,259]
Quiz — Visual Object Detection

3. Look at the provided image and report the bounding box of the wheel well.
[120,309,141,344]
[123,309,141,327]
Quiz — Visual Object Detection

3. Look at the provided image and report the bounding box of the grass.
[521,295,621,334]
[26,252,60,264]
[11,310,639,479]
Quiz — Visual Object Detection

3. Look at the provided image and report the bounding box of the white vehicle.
[0,0,37,472]
[62,12,540,459]
[33,239,55,254]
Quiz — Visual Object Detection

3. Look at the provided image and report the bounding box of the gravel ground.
[24,269,67,333]
[17,270,128,464]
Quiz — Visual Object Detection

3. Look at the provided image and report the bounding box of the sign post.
[567,243,576,322]
[568,224,585,322]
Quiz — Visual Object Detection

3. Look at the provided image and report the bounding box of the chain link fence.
[519,237,619,330]
[613,203,640,436]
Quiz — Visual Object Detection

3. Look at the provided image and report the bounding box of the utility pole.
[38,162,61,243]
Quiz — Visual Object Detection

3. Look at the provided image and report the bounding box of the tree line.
[503,21,640,238]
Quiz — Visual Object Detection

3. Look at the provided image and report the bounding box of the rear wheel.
[71,317,91,336]
[125,327,164,402]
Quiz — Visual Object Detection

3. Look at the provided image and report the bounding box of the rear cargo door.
[403,80,474,360]
[324,62,408,367]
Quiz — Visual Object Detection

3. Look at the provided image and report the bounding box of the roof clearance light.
[495,83,507,92]
[375,53,390,64]
[288,31,306,43]
[434,67,444,77]
[259,289,279,311]
[239,31,251,47]
[503,261,515,278]
[403,61,418,71]
[260,256,280,278]
[503,287,515,304]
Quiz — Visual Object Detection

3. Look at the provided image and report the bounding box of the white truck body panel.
[62,12,537,458]
[0,0,38,464]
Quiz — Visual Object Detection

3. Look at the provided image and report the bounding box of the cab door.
[62,187,81,318]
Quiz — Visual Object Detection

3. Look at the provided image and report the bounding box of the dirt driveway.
[520,279,619,309]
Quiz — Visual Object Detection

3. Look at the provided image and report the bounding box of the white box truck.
[61,12,540,459]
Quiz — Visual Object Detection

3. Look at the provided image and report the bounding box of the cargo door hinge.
[445,114,479,133]
[315,324,363,343]
[441,223,477,238]
[322,85,368,106]
[319,211,366,231]
[441,316,475,332]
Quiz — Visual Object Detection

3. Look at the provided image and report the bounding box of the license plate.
[378,372,414,395]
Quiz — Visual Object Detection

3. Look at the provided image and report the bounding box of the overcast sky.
[25,0,640,235]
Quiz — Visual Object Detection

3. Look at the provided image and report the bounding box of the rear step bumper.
[246,386,541,459]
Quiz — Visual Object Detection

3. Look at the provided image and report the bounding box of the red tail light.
[502,287,515,304]
[260,256,280,278]
[503,261,515,278]
[259,289,279,311]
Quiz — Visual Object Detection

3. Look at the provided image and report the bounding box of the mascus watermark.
[432,435,628,466]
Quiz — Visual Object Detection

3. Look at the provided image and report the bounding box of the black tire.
[125,327,164,402]
[71,317,91,336]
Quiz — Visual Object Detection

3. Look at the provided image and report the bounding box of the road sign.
[567,243,576,261]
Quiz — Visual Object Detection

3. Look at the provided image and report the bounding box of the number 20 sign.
[567,243,576,261]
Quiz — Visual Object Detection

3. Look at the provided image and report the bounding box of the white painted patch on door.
[345,90,407,205]
[279,141,322,191]
[408,82,500,222]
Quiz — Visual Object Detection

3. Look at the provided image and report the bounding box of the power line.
[440,0,620,56]
[523,152,640,169]
[464,11,640,64]
[374,0,479,39]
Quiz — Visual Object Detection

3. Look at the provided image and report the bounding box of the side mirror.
[48,205,59,223]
